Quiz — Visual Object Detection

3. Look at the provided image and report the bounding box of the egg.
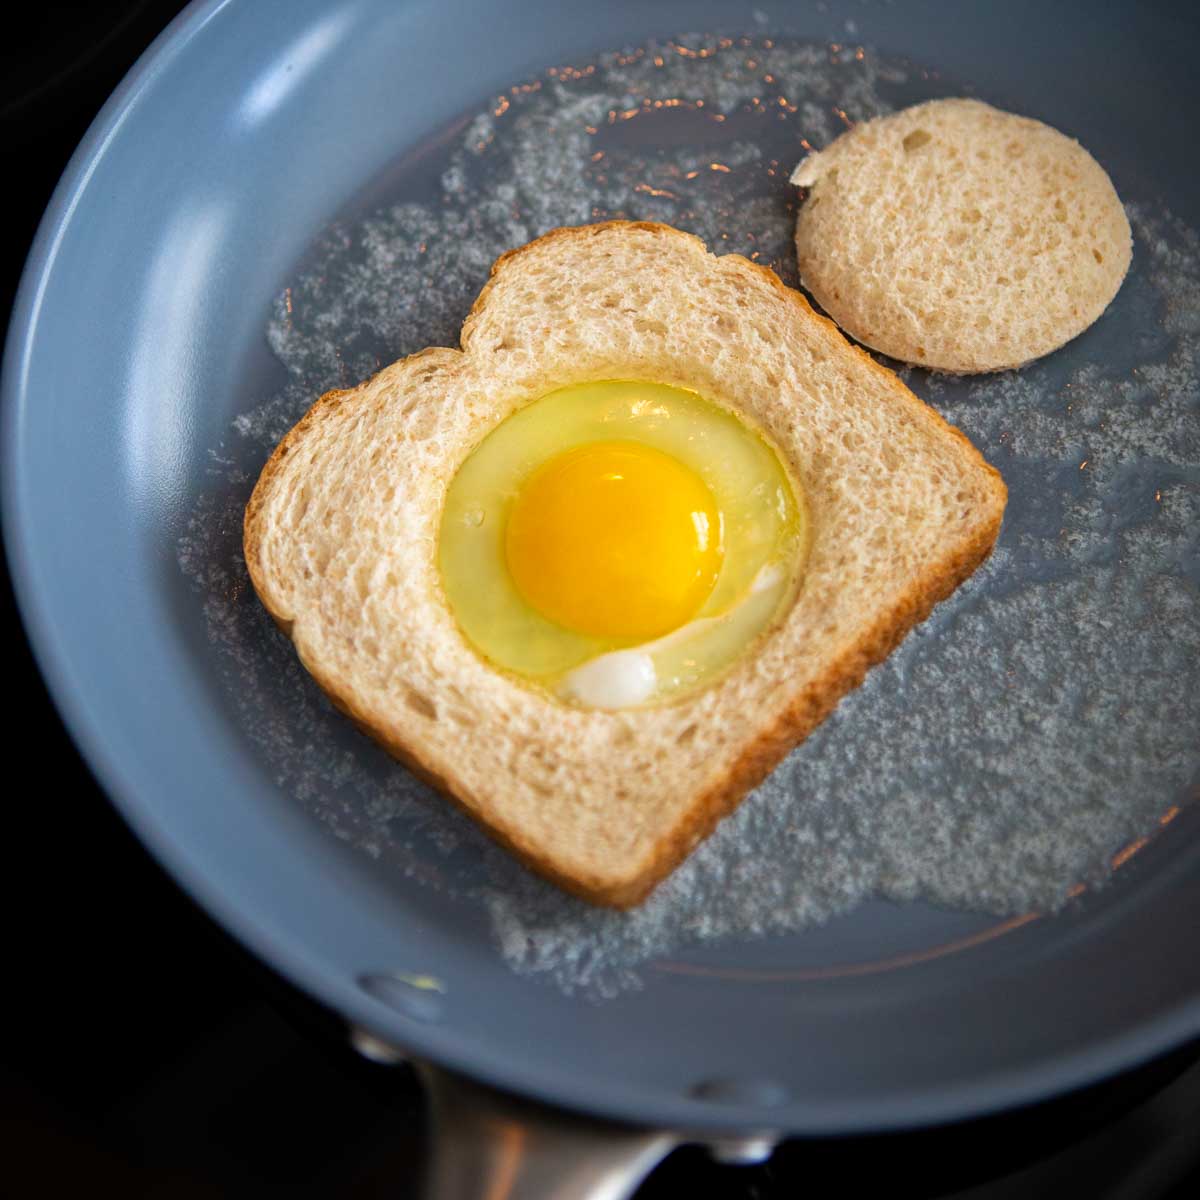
[438,380,807,708]
[506,440,724,641]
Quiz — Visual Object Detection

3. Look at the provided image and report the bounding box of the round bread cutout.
[791,99,1132,374]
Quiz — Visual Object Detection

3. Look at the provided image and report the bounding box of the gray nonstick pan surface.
[4,0,1199,1194]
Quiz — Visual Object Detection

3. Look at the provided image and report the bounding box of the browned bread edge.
[243,222,1007,907]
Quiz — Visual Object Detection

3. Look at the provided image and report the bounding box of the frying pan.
[4,0,1199,1195]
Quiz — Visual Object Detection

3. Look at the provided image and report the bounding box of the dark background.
[3,4,1198,1196]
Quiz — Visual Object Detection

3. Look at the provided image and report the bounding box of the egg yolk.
[505,441,723,641]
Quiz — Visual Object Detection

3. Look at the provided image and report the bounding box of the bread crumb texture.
[792,98,1132,373]
[244,222,1006,906]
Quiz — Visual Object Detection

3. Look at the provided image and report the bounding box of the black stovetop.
[4,6,1199,1196]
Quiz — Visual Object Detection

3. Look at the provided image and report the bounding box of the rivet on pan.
[690,1077,786,1164]
[348,1026,407,1065]
[689,1077,790,1107]
[707,1135,779,1165]
[358,971,446,1022]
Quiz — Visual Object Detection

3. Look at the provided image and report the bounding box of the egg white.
[438,380,808,707]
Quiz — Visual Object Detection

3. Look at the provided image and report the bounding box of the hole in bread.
[406,689,438,721]
[1093,248,1104,263]
[354,563,372,602]
[310,542,332,574]
[406,410,438,440]
[676,723,698,745]
[634,317,668,336]
[902,128,931,152]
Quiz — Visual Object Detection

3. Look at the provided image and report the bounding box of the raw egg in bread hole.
[438,380,808,709]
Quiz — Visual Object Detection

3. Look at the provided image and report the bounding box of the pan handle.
[417,1061,681,1200]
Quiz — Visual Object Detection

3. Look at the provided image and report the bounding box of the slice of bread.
[244,222,1007,907]
[791,98,1132,374]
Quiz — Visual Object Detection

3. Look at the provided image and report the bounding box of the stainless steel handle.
[417,1062,681,1200]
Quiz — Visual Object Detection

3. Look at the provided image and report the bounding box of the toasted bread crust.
[244,221,1007,907]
